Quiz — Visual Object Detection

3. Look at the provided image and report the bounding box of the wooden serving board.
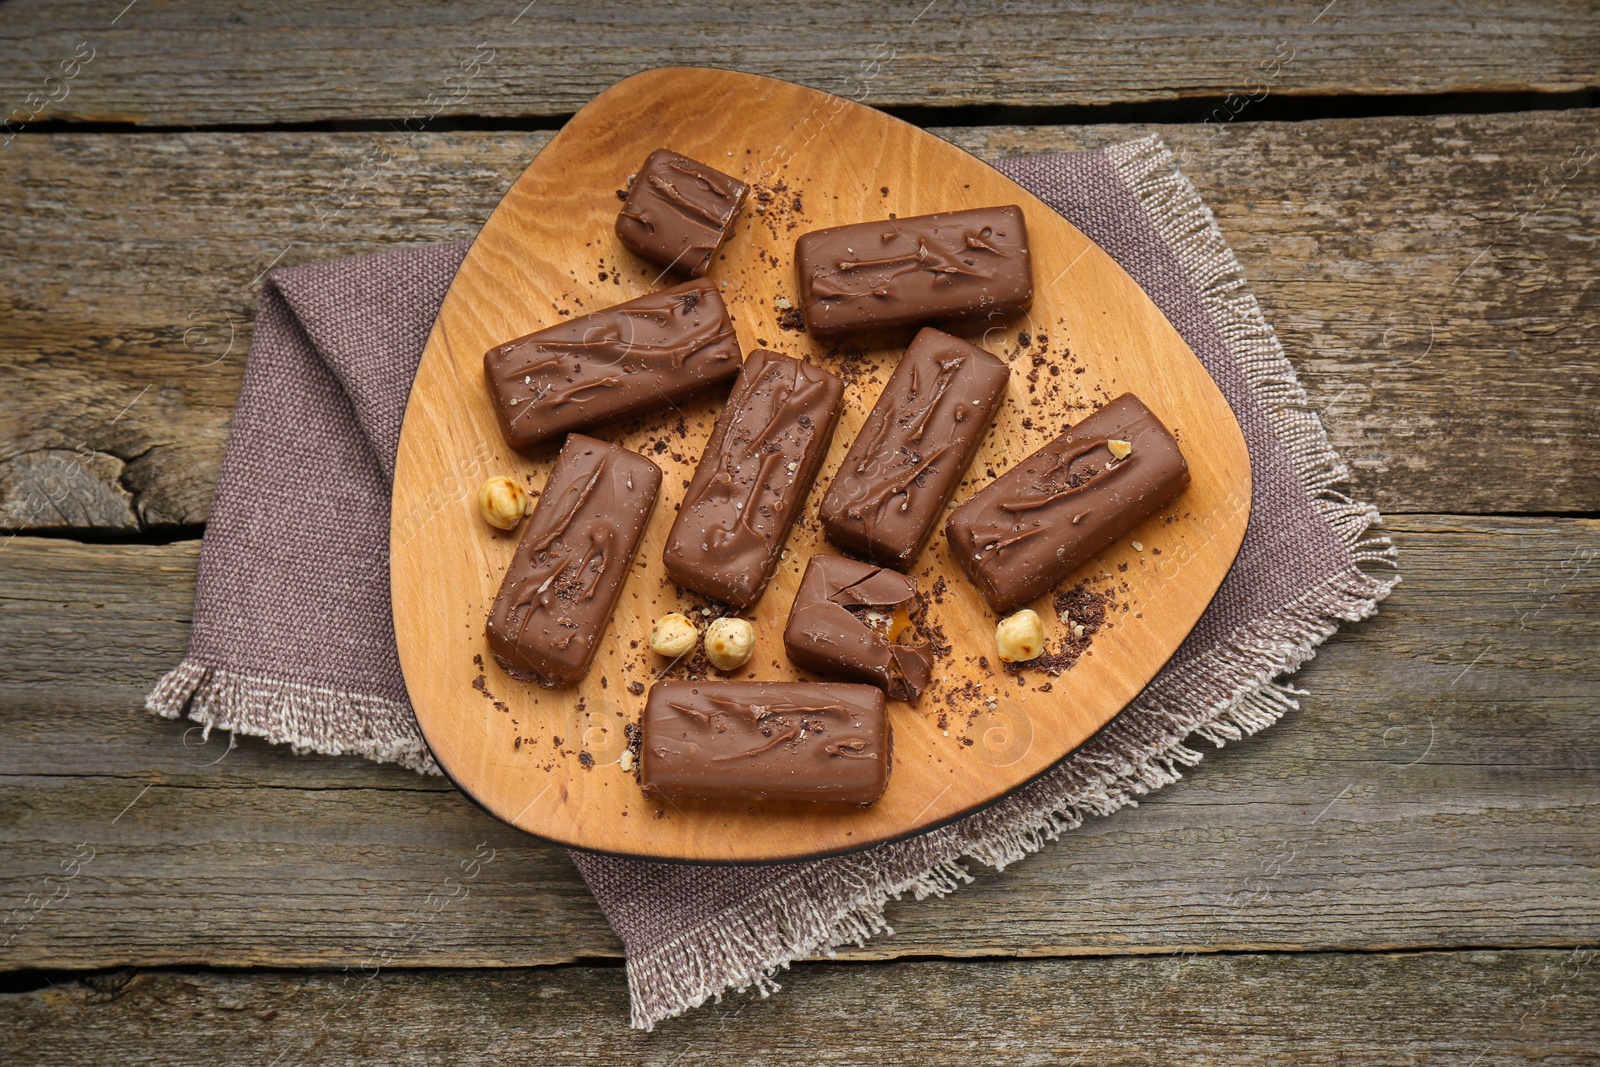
[391,67,1251,862]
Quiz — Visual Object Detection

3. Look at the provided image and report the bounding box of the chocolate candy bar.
[946,393,1190,614]
[795,206,1033,339]
[615,148,749,278]
[639,681,890,805]
[819,327,1010,568]
[663,350,844,608]
[484,279,742,452]
[783,554,934,703]
[485,435,661,686]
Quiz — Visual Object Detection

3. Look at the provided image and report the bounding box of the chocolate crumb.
[1003,582,1112,679]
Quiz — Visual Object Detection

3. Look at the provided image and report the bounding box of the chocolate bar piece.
[663,350,844,608]
[783,554,934,703]
[485,435,661,686]
[795,206,1033,339]
[946,393,1190,614]
[820,327,1010,569]
[484,279,742,452]
[615,148,749,278]
[640,681,890,805]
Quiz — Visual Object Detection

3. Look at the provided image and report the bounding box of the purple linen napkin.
[148,135,1397,1028]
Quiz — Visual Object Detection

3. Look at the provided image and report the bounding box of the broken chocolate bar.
[945,393,1190,614]
[820,327,1010,569]
[639,681,890,805]
[485,435,661,686]
[795,205,1033,339]
[663,349,844,608]
[615,148,749,278]
[783,554,934,703]
[484,279,742,452]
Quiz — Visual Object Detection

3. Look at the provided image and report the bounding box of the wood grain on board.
[7,951,1598,1066]
[1,0,1596,125]
[2,517,1593,968]
[2,112,1596,532]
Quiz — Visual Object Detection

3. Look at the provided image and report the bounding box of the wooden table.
[2,3,1596,1061]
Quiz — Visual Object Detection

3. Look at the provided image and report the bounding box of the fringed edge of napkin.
[623,134,1401,1030]
[146,659,438,774]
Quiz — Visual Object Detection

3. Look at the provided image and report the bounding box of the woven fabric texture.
[148,137,1397,1029]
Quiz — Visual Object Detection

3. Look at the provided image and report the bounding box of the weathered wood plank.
[2,517,1595,968]
[7,950,1599,1064]
[3,112,1596,531]
[1,0,1596,127]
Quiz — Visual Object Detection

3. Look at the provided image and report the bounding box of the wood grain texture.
[392,68,1250,861]
[1,0,1597,126]
[7,950,1599,1064]
[3,517,1594,968]
[2,112,1595,532]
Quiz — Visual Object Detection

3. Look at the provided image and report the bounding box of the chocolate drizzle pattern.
[485,436,661,687]
[946,393,1191,615]
[810,231,1005,296]
[821,328,1011,569]
[795,206,1033,338]
[664,350,844,608]
[484,279,742,452]
[615,149,750,278]
[783,554,935,703]
[640,682,890,805]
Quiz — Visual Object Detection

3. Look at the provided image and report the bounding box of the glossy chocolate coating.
[484,279,742,452]
[615,149,748,278]
[783,554,934,703]
[485,435,661,686]
[946,393,1191,615]
[820,327,1011,569]
[640,681,890,805]
[663,350,844,608]
[795,206,1033,339]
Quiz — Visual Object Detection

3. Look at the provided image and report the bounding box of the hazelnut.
[649,613,699,659]
[478,476,530,530]
[995,609,1045,663]
[704,617,756,671]
[1107,439,1133,460]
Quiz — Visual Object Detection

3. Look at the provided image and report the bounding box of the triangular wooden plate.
[392,67,1251,862]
